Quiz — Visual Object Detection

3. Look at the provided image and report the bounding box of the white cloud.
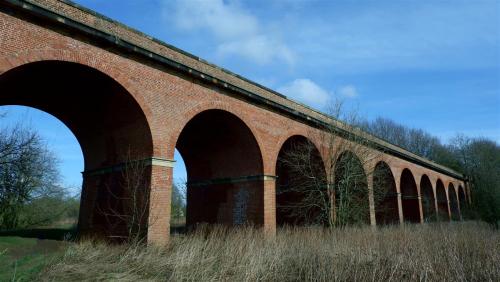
[164,0,295,65]
[170,0,257,40]
[217,35,294,65]
[337,85,358,98]
[277,79,330,109]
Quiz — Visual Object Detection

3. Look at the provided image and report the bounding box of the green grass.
[0,233,70,281]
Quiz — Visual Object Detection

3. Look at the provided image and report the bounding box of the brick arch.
[0,57,158,242]
[373,161,399,225]
[174,108,265,227]
[436,178,449,221]
[448,183,460,220]
[0,59,154,169]
[420,174,436,222]
[272,128,327,176]
[0,49,154,130]
[381,159,403,193]
[335,150,367,176]
[458,185,467,209]
[334,150,370,224]
[275,134,328,226]
[400,168,420,223]
[167,100,269,171]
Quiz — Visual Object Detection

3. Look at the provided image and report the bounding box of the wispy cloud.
[285,0,499,73]
[277,79,330,109]
[337,85,358,98]
[163,0,295,65]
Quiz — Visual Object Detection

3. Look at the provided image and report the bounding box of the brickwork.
[0,1,468,245]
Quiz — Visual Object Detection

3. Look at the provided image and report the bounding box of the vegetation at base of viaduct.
[38,223,500,281]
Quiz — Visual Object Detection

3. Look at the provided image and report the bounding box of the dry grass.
[41,222,499,281]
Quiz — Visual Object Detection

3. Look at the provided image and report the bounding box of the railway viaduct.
[0,0,469,245]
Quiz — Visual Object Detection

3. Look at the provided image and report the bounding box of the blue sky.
[1,0,499,192]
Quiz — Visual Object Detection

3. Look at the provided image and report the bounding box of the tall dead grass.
[41,222,499,281]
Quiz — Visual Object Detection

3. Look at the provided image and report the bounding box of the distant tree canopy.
[359,117,445,161]
[449,136,500,227]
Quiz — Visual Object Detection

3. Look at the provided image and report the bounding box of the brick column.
[417,196,424,223]
[416,182,424,223]
[395,181,404,224]
[397,193,404,224]
[263,176,276,235]
[446,190,452,221]
[368,175,376,226]
[147,165,172,246]
[433,187,439,221]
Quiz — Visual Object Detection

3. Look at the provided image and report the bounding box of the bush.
[18,195,80,228]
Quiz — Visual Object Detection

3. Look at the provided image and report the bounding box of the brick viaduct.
[0,0,469,245]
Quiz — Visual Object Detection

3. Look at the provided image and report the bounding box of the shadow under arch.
[436,179,449,221]
[448,183,460,221]
[275,135,327,226]
[334,151,369,225]
[458,185,466,209]
[0,60,154,241]
[420,174,436,222]
[400,168,420,223]
[373,161,399,225]
[175,109,264,228]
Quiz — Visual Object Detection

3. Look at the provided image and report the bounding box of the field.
[1,222,499,281]
[0,236,68,281]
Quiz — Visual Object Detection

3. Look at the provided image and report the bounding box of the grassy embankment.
[33,222,500,281]
[0,223,75,281]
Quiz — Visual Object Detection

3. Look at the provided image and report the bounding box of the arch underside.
[176,109,264,227]
[420,175,436,222]
[448,184,460,221]
[458,186,466,211]
[436,180,449,221]
[0,61,154,240]
[275,135,327,226]
[334,151,369,225]
[401,169,419,223]
[374,162,399,225]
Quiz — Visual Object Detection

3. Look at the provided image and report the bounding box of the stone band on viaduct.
[0,0,469,245]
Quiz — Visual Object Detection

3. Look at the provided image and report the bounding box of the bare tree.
[0,120,60,230]
[450,135,500,227]
[277,100,384,228]
[359,116,443,161]
[100,153,157,243]
[171,179,187,227]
